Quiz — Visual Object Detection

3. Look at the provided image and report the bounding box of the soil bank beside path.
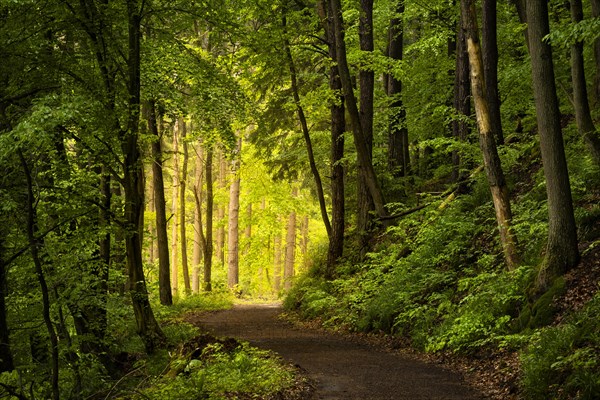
[187,303,485,400]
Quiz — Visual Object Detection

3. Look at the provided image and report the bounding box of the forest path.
[186,303,485,400]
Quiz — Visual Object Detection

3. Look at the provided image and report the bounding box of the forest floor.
[185,303,485,400]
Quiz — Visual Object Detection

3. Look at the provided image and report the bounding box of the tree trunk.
[452,12,471,184]
[227,139,242,289]
[591,0,600,104]
[319,0,346,279]
[123,0,165,352]
[284,189,297,291]
[244,203,252,255]
[283,13,332,239]
[147,165,156,265]
[216,151,227,266]
[462,0,519,271]
[357,0,377,256]
[273,231,282,292]
[192,145,204,293]
[526,0,579,288]
[148,100,172,305]
[20,152,59,400]
[171,124,179,297]
[0,238,14,373]
[481,0,504,145]
[179,119,191,294]
[204,146,214,292]
[329,0,387,219]
[387,0,410,177]
[570,0,600,164]
[301,215,309,270]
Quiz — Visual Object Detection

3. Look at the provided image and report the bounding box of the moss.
[518,277,566,329]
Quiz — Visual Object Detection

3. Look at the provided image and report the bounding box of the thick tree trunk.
[462,0,519,270]
[357,0,376,255]
[329,0,387,219]
[148,101,172,305]
[319,0,346,279]
[481,0,504,145]
[452,13,471,184]
[570,0,600,164]
[526,0,579,287]
[283,13,332,239]
[387,0,410,177]
[179,119,191,294]
[0,239,14,373]
[204,147,214,292]
[171,124,179,297]
[227,139,242,289]
[591,0,600,103]
[123,0,165,352]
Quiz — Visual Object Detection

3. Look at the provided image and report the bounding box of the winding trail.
[188,303,484,400]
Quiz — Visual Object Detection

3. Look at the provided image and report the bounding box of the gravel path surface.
[187,303,485,400]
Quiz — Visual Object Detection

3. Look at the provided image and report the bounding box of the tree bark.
[171,123,179,297]
[387,0,410,177]
[462,0,519,270]
[452,12,471,184]
[318,0,346,279]
[148,100,172,305]
[284,189,297,291]
[204,146,214,292]
[179,119,191,294]
[570,0,600,164]
[301,215,309,270]
[481,0,504,145]
[356,0,377,255]
[273,231,282,292]
[283,13,332,239]
[192,145,204,293]
[0,238,14,373]
[216,151,227,266]
[526,0,579,287]
[329,0,387,219]
[227,139,242,288]
[20,152,59,400]
[123,0,165,352]
[591,0,600,104]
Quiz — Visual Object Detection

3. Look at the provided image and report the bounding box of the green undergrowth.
[285,149,600,399]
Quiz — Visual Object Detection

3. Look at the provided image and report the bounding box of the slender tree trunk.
[481,0,504,145]
[570,0,600,164]
[216,151,226,266]
[244,203,252,255]
[179,119,191,294]
[591,0,600,104]
[283,13,332,239]
[0,238,14,373]
[147,166,156,265]
[301,215,309,269]
[20,152,59,400]
[171,124,179,297]
[462,0,519,270]
[319,0,346,279]
[452,12,471,184]
[526,0,579,288]
[273,231,282,292]
[204,146,214,292]
[228,139,242,288]
[148,100,172,305]
[284,189,297,290]
[192,145,204,293]
[123,0,165,352]
[387,0,410,177]
[329,0,387,219]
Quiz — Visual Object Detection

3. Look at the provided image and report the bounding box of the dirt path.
[187,303,485,400]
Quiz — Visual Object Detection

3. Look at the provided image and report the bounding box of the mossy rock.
[517,277,566,329]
